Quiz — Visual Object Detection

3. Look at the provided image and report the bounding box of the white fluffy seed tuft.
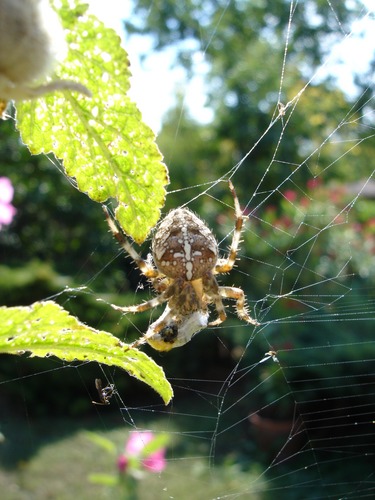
[0,0,90,110]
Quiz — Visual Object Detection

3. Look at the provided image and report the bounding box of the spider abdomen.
[152,208,218,281]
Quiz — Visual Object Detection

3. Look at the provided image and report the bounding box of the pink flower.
[117,454,128,472]
[299,195,310,208]
[0,177,16,229]
[283,190,297,202]
[117,431,166,475]
[142,448,166,473]
[306,178,321,190]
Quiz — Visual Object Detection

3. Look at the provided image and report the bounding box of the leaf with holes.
[0,301,173,405]
[16,0,168,243]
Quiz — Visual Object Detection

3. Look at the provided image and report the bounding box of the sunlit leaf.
[16,0,168,243]
[0,301,173,404]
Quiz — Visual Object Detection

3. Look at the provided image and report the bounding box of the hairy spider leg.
[108,289,171,314]
[219,286,259,325]
[214,180,247,274]
[201,273,227,326]
[103,206,159,279]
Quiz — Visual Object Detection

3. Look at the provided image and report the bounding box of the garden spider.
[103,181,259,352]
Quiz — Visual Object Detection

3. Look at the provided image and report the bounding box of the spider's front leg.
[219,286,259,325]
[108,289,171,314]
[102,206,159,280]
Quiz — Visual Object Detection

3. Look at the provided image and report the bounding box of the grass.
[1,404,372,499]
[0,416,265,499]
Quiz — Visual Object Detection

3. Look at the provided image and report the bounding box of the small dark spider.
[103,181,259,352]
[92,378,116,405]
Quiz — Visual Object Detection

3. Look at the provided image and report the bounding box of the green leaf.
[0,301,173,404]
[88,473,118,486]
[16,0,169,243]
[84,431,117,455]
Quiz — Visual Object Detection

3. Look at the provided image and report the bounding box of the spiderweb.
[1,1,374,499]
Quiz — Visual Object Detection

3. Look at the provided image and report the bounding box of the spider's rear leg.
[219,286,259,325]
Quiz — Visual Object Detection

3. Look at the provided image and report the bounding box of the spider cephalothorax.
[104,181,259,352]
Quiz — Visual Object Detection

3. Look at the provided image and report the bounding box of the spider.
[103,180,259,352]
